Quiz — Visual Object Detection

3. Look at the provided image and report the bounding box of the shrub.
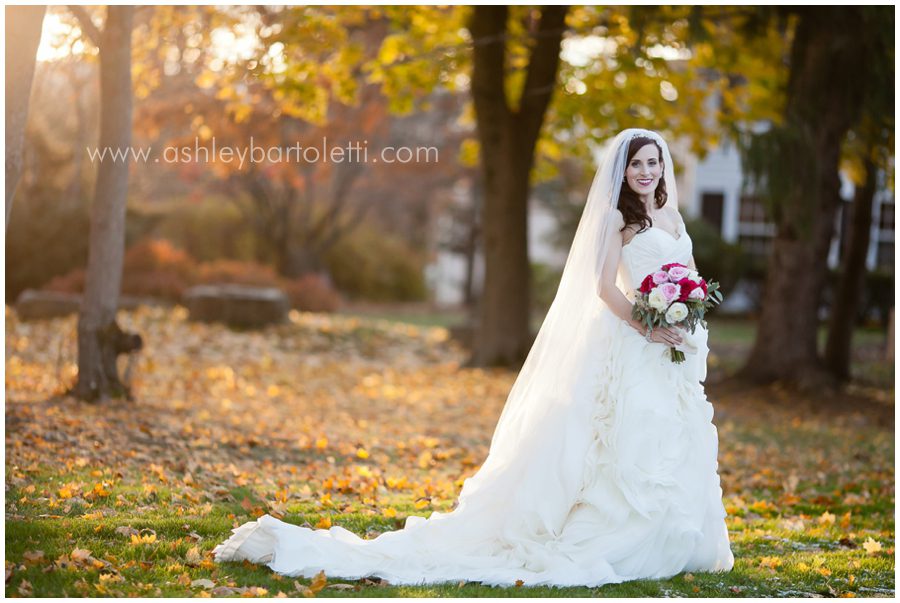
[43,269,86,294]
[154,195,256,263]
[686,218,749,293]
[6,192,91,303]
[323,226,428,302]
[42,242,347,313]
[123,239,195,275]
[281,273,342,312]
[194,260,281,287]
[120,239,197,301]
[44,238,197,302]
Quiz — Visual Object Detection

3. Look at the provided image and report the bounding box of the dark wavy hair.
[617,136,669,235]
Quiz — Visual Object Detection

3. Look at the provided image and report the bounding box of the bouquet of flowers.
[631,262,724,363]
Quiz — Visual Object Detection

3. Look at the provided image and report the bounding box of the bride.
[213,128,735,588]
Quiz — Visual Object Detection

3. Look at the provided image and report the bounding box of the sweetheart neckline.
[622,222,684,251]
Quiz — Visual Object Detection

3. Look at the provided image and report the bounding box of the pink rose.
[688,287,706,300]
[661,262,687,271]
[659,282,680,303]
[668,266,690,281]
[652,271,670,285]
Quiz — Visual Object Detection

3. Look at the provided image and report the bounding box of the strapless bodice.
[618,223,693,301]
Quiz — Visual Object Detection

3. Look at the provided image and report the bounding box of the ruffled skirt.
[212,307,734,587]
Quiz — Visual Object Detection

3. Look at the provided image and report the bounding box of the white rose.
[648,287,669,311]
[688,269,700,280]
[665,302,689,323]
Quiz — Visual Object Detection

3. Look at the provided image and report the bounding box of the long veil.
[214,128,682,586]
[438,127,681,541]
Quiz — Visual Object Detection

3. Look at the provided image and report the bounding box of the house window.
[700,192,724,233]
[739,194,771,224]
[876,241,893,269]
[879,201,894,231]
[738,234,773,260]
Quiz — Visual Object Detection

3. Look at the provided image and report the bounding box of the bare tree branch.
[67,5,103,48]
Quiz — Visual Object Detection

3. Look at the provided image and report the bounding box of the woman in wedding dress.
[213,128,735,588]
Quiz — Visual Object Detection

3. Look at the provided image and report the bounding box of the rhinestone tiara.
[630,130,661,142]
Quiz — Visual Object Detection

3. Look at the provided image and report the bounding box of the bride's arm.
[675,210,697,270]
[597,210,647,334]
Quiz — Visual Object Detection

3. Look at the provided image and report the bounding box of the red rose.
[639,274,655,294]
[676,277,697,302]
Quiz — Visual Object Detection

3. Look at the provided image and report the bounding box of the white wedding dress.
[213,222,735,587]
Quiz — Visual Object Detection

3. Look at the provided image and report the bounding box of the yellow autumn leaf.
[862,537,882,555]
[315,516,332,529]
[356,447,369,459]
[309,570,328,594]
[417,451,433,469]
[819,511,836,525]
[759,556,782,569]
[840,512,852,529]
[131,533,157,545]
[382,507,397,518]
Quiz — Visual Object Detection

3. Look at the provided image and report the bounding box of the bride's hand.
[648,326,683,346]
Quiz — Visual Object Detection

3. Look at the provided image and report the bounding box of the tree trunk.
[466,5,568,367]
[278,246,323,279]
[737,8,866,390]
[5,5,46,229]
[463,171,482,309]
[73,6,142,402]
[824,157,878,381]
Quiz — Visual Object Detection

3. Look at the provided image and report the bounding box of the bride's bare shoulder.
[612,209,639,246]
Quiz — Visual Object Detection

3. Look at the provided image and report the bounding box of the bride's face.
[624,144,663,196]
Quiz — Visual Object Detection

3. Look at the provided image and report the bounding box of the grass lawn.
[5,306,894,597]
